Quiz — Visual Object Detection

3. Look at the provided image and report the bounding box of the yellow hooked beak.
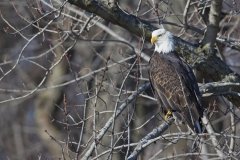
[151,36,158,44]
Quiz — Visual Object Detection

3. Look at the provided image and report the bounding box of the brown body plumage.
[149,29,204,133]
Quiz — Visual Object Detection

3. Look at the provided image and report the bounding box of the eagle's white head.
[151,28,174,54]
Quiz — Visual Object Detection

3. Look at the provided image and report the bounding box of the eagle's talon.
[164,110,173,121]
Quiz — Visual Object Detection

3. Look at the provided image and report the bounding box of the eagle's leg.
[164,110,173,121]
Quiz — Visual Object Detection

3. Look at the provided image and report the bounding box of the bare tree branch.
[67,0,240,108]
[202,114,225,158]
[201,0,223,48]
[183,0,191,29]
[229,102,236,155]
[81,83,151,160]
[127,117,174,160]
[200,82,240,97]
[67,0,154,41]
[195,55,240,106]
[2,1,240,159]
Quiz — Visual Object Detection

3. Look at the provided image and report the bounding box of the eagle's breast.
[149,51,187,108]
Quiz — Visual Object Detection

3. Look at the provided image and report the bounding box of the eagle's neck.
[155,32,175,54]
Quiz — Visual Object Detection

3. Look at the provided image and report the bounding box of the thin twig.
[229,102,235,155]
[108,59,138,159]
[183,0,192,29]
[0,54,136,104]
[201,114,225,158]
[81,83,151,160]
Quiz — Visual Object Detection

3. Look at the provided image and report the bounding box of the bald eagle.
[149,29,203,133]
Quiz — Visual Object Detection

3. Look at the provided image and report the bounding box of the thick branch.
[68,0,155,41]
[201,0,223,48]
[200,82,240,97]
[195,54,240,106]
[200,82,240,105]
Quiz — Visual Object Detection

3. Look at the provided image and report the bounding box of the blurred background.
[0,0,240,159]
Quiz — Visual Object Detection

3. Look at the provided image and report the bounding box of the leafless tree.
[0,0,240,159]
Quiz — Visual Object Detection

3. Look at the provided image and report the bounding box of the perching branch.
[127,117,174,160]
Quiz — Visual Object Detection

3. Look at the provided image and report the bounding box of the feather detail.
[149,51,204,133]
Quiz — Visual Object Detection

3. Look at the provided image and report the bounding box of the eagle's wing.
[149,52,203,132]
[174,57,204,132]
[179,57,204,116]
